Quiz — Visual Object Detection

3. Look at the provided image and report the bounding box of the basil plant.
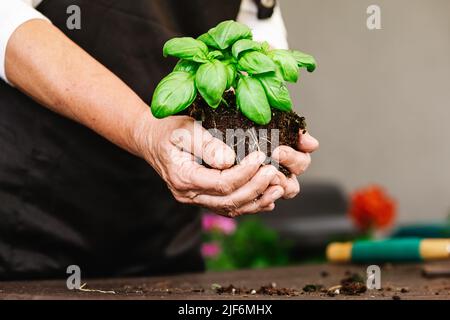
[151,20,316,125]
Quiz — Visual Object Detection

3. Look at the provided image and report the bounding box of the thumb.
[170,120,236,169]
[298,131,319,153]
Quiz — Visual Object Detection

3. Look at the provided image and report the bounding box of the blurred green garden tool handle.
[327,238,450,263]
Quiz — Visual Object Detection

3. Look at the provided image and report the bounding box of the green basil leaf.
[289,50,317,72]
[268,50,299,83]
[238,51,276,75]
[274,63,284,80]
[261,41,271,54]
[163,37,208,61]
[173,60,199,74]
[208,50,224,60]
[232,39,262,59]
[197,32,220,49]
[224,61,237,89]
[257,75,292,112]
[195,60,227,108]
[236,77,271,125]
[192,55,209,63]
[207,20,252,50]
[151,72,197,118]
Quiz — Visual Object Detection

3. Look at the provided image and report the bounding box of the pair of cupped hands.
[137,115,319,217]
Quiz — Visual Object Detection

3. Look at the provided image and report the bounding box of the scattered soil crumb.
[325,273,367,296]
[120,284,204,295]
[392,295,401,300]
[303,284,324,293]
[213,283,299,296]
[320,271,329,278]
[400,288,409,293]
[214,284,240,295]
[340,273,367,295]
[257,284,296,296]
[327,285,341,297]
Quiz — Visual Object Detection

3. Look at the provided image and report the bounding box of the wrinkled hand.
[135,113,318,217]
[271,131,319,199]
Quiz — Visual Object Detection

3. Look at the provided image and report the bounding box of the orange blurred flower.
[349,185,396,231]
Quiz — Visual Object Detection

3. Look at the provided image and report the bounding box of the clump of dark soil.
[185,91,307,176]
[213,283,299,296]
[326,273,367,297]
[213,284,241,295]
[320,270,329,278]
[340,273,367,295]
[257,284,299,296]
[302,284,324,293]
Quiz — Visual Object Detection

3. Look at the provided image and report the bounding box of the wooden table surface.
[1,262,450,300]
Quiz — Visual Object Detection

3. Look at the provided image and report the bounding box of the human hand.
[135,113,289,217]
[271,131,319,199]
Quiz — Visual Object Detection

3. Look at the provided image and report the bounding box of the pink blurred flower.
[202,214,236,235]
[201,242,221,258]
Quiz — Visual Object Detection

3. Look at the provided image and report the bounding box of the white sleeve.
[0,0,50,84]
[237,0,289,49]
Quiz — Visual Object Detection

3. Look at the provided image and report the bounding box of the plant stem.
[221,97,229,107]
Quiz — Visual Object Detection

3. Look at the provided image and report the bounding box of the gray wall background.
[280,0,450,222]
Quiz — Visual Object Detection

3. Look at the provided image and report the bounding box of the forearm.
[5,19,154,156]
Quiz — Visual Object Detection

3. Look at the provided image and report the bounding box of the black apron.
[0,0,241,280]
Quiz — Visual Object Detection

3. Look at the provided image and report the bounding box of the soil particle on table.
[392,295,401,300]
[119,284,204,295]
[302,284,324,293]
[325,273,367,297]
[213,284,240,295]
[257,284,299,296]
[339,273,367,295]
[213,283,299,297]
[320,271,329,278]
